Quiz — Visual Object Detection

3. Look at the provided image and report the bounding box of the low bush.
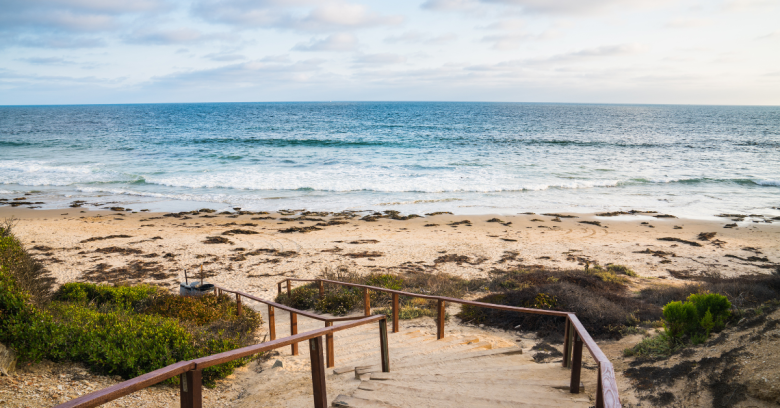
[55,282,159,309]
[460,281,658,339]
[315,288,360,316]
[1,221,261,387]
[663,293,730,342]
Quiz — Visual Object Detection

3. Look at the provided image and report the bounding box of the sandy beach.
[3,206,778,295]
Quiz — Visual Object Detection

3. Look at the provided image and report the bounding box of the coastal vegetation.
[0,219,261,386]
[276,262,780,353]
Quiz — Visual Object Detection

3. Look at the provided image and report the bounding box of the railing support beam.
[379,319,390,373]
[286,279,292,297]
[325,321,334,368]
[364,288,371,316]
[563,317,571,368]
[392,293,399,333]
[570,333,583,393]
[318,280,324,299]
[436,299,445,340]
[235,294,242,317]
[268,305,276,341]
[291,312,299,355]
[309,337,328,408]
[180,370,202,408]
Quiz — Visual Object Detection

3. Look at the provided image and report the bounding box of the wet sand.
[2,207,779,297]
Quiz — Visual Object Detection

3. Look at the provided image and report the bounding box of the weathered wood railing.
[54,314,389,408]
[214,286,369,367]
[280,277,622,408]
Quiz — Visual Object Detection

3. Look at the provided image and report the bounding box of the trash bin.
[180,281,215,296]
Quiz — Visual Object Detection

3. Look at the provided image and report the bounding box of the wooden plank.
[364,287,371,316]
[325,321,335,368]
[309,337,328,408]
[180,370,202,408]
[291,312,299,356]
[268,305,275,340]
[436,300,445,340]
[54,361,195,408]
[379,318,390,373]
[570,333,583,394]
[193,315,385,369]
[563,317,571,368]
[392,293,399,333]
[235,293,242,317]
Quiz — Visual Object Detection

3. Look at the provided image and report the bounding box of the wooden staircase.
[229,309,591,408]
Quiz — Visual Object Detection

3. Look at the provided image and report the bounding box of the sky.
[0,0,779,105]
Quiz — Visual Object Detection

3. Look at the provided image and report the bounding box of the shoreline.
[2,206,778,296]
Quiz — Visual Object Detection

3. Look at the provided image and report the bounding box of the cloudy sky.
[1,0,778,105]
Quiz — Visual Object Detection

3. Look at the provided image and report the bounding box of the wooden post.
[286,279,292,297]
[180,370,202,408]
[562,317,571,368]
[364,287,371,316]
[570,333,583,394]
[268,305,276,341]
[235,293,242,316]
[596,362,604,408]
[325,321,334,368]
[567,320,575,368]
[392,293,399,333]
[277,282,282,295]
[318,280,324,299]
[291,312,299,355]
[379,319,390,373]
[436,299,445,340]
[308,337,328,408]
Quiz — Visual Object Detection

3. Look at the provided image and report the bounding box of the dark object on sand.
[180,267,215,296]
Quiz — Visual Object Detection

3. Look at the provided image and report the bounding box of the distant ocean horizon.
[1,102,778,219]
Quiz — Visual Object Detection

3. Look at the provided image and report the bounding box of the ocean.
[1,102,778,219]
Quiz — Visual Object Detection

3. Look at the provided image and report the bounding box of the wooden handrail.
[193,315,385,369]
[280,277,622,408]
[54,314,389,408]
[55,361,195,408]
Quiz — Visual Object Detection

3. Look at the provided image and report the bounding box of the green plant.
[315,288,360,316]
[56,282,158,309]
[662,301,699,338]
[662,292,731,343]
[623,332,684,357]
[274,285,319,310]
[608,264,637,277]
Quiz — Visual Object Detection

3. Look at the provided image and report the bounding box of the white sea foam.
[0,160,120,186]
[144,167,620,193]
[754,180,780,186]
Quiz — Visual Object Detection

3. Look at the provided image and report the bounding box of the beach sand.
[2,207,778,296]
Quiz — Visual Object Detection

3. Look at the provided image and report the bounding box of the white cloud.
[665,17,711,28]
[128,28,203,44]
[383,31,457,44]
[192,0,402,32]
[292,33,358,52]
[723,0,778,11]
[204,53,246,61]
[353,53,406,65]
[18,57,76,65]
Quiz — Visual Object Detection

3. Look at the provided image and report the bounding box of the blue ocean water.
[1,102,778,219]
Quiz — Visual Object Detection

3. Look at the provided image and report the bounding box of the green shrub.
[662,293,731,340]
[56,282,158,309]
[608,264,637,277]
[374,305,437,320]
[662,301,699,338]
[365,274,403,291]
[140,292,261,327]
[623,332,684,357]
[275,285,319,310]
[315,288,360,316]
